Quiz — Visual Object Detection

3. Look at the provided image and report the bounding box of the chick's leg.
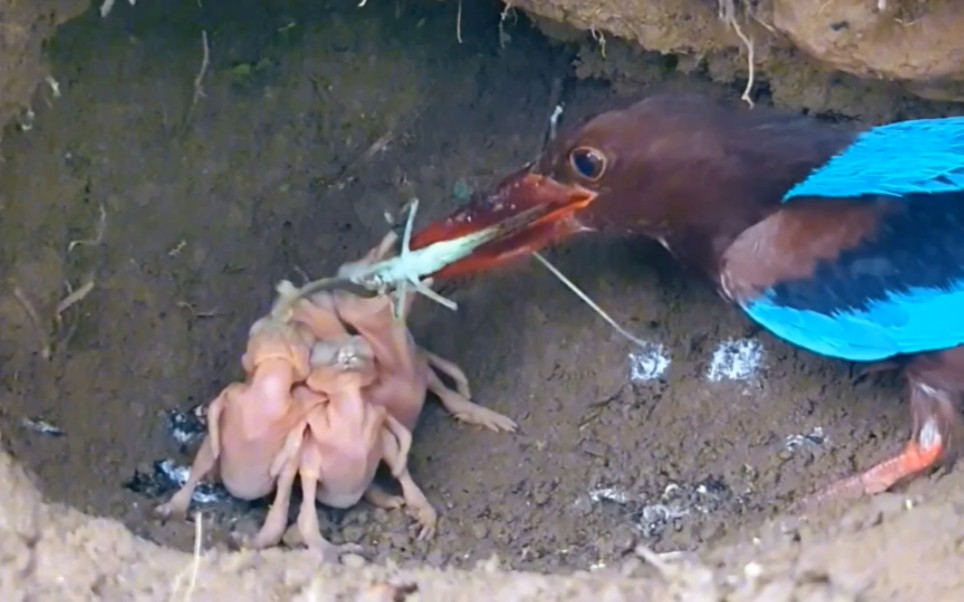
[247,442,301,549]
[382,428,436,540]
[244,424,309,548]
[364,480,405,510]
[155,391,229,519]
[422,348,472,399]
[270,419,309,478]
[155,434,219,520]
[366,426,409,509]
[205,392,227,458]
[381,414,412,477]
[808,381,957,504]
[290,439,363,562]
[426,364,517,433]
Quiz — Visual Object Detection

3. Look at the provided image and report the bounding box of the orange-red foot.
[803,436,945,508]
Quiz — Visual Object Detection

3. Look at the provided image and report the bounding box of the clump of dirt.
[512,0,964,116]
[2,0,964,601]
[771,0,964,101]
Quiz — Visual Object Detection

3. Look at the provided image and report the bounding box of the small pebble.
[342,553,367,569]
[580,439,609,458]
[390,532,409,549]
[573,495,593,517]
[471,523,489,539]
[425,550,446,567]
[371,508,389,523]
[531,488,551,506]
[342,525,365,543]
[612,530,637,553]
[620,557,643,577]
[413,537,431,553]
[870,492,906,517]
[489,523,510,542]
[840,506,883,532]
[707,521,726,541]
[754,578,795,602]
[595,535,616,557]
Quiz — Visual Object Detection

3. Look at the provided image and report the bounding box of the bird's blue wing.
[783,116,964,202]
[735,192,964,362]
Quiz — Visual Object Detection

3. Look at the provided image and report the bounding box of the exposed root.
[43,75,62,107]
[67,203,107,253]
[11,284,50,360]
[456,0,464,44]
[176,301,223,319]
[589,28,607,59]
[100,0,136,19]
[192,30,210,108]
[168,240,188,257]
[498,3,517,48]
[718,0,756,108]
[56,276,95,317]
[532,252,647,349]
[635,546,718,597]
[169,511,205,602]
[323,128,395,190]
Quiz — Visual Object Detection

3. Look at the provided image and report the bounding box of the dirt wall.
[2,1,964,601]
[5,1,964,139]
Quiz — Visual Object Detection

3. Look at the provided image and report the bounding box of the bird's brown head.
[409,93,855,280]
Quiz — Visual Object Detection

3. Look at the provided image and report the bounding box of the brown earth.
[2,1,964,600]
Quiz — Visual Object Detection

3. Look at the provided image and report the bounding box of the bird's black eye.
[568,146,607,181]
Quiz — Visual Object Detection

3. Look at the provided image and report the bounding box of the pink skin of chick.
[279,336,436,559]
[330,230,518,433]
[154,312,322,551]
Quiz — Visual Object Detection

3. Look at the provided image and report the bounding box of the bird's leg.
[808,381,958,504]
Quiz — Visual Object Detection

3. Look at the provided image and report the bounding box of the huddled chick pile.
[155,232,517,561]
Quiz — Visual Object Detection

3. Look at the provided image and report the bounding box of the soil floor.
[2,1,964,600]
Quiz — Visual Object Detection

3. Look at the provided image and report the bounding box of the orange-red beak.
[409,168,599,279]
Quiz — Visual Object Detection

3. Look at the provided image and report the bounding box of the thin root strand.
[169,510,204,602]
[192,30,210,108]
[56,276,95,317]
[718,0,756,108]
[11,284,51,360]
[531,252,648,349]
[68,203,107,253]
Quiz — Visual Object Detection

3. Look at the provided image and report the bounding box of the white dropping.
[784,426,827,452]
[171,427,198,446]
[158,460,223,504]
[707,337,764,382]
[628,343,671,381]
[589,487,631,504]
